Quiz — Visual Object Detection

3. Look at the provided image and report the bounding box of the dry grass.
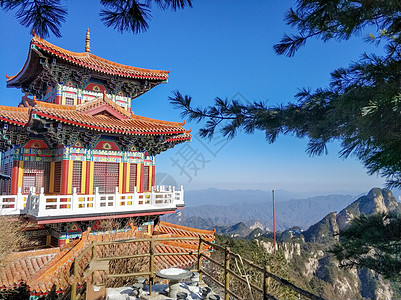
[0,216,29,268]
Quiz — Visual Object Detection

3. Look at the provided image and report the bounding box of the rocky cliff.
[259,188,401,299]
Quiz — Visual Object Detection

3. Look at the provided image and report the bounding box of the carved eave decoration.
[6,32,169,99]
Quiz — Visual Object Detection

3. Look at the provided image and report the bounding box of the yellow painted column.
[148,165,153,192]
[17,161,24,190]
[126,163,130,193]
[136,163,141,192]
[49,162,55,193]
[81,161,87,194]
[67,160,73,194]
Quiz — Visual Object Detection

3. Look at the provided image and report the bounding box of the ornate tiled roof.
[1,95,190,140]
[32,101,186,135]
[0,106,30,126]
[0,222,214,293]
[0,248,60,290]
[156,221,215,241]
[7,32,169,82]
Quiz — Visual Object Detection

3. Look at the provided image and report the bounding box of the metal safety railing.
[70,237,324,300]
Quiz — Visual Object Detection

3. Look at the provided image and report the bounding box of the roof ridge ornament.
[85,28,90,53]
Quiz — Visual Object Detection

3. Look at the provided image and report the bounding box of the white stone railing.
[0,185,184,219]
[0,188,28,216]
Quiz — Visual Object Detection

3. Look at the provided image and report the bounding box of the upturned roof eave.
[16,33,170,81]
[6,44,37,87]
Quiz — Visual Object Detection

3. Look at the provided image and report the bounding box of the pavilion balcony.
[0,186,184,223]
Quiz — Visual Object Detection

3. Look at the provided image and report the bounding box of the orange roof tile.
[0,106,30,126]
[7,33,169,82]
[32,104,187,135]
[0,223,214,293]
[0,248,60,289]
[156,221,215,242]
[0,98,190,140]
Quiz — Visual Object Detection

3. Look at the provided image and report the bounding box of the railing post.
[94,187,99,209]
[115,186,119,207]
[38,188,46,217]
[150,186,155,206]
[72,187,77,212]
[264,265,270,300]
[133,186,137,206]
[225,247,230,300]
[92,241,97,260]
[71,257,78,300]
[149,236,155,295]
[17,187,25,212]
[197,238,204,283]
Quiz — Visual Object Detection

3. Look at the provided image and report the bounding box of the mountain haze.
[169,189,356,230]
[209,188,401,299]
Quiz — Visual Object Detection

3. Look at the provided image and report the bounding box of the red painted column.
[11,161,19,195]
[85,160,91,195]
[61,160,69,195]
[151,165,155,188]
[55,94,62,105]
[122,162,127,193]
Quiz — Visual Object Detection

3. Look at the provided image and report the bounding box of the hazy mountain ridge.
[170,187,401,298]
[170,190,356,230]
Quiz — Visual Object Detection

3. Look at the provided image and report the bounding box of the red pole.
[272,190,276,265]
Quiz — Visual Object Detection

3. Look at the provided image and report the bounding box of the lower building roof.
[0,222,214,294]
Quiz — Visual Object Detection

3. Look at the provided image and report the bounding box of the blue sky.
[0,1,389,195]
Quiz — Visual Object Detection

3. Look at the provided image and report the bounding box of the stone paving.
[105,282,220,300]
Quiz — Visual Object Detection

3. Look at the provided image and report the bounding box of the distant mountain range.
[182,188,401,299]
[167,188,359,230]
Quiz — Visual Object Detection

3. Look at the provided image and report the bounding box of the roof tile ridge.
[8,248,61,261]
[76,98,103,111]
[88,52,169,75]
[4,248,61,287]
[131,114,186,127]
[103,94,131,118]
[159,221,215,235]
[160,240,198,250]
[30,238,85,285]
[0,106,30,112]
[34,101,76,110]
[32,32,168,76]
[32,33,87,59]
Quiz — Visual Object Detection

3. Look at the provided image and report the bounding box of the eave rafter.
[0,124,30,151]
[29,116,186,154]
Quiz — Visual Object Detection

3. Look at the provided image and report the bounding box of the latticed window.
[54,161,62,193]
[0,162,12,194]
[143,166,150,192]
[129,163,137,193]
[65,95,75,106]
[72,161,82,193]
[94,162,119,193]
[22,161,50,194]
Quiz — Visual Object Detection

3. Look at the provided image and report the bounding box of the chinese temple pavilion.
[0,30,191,245]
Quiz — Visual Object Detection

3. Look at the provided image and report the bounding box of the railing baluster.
[149,237,155,295]
[225,247,230,300]
[264,266,270,300]
[198,238,204,283]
